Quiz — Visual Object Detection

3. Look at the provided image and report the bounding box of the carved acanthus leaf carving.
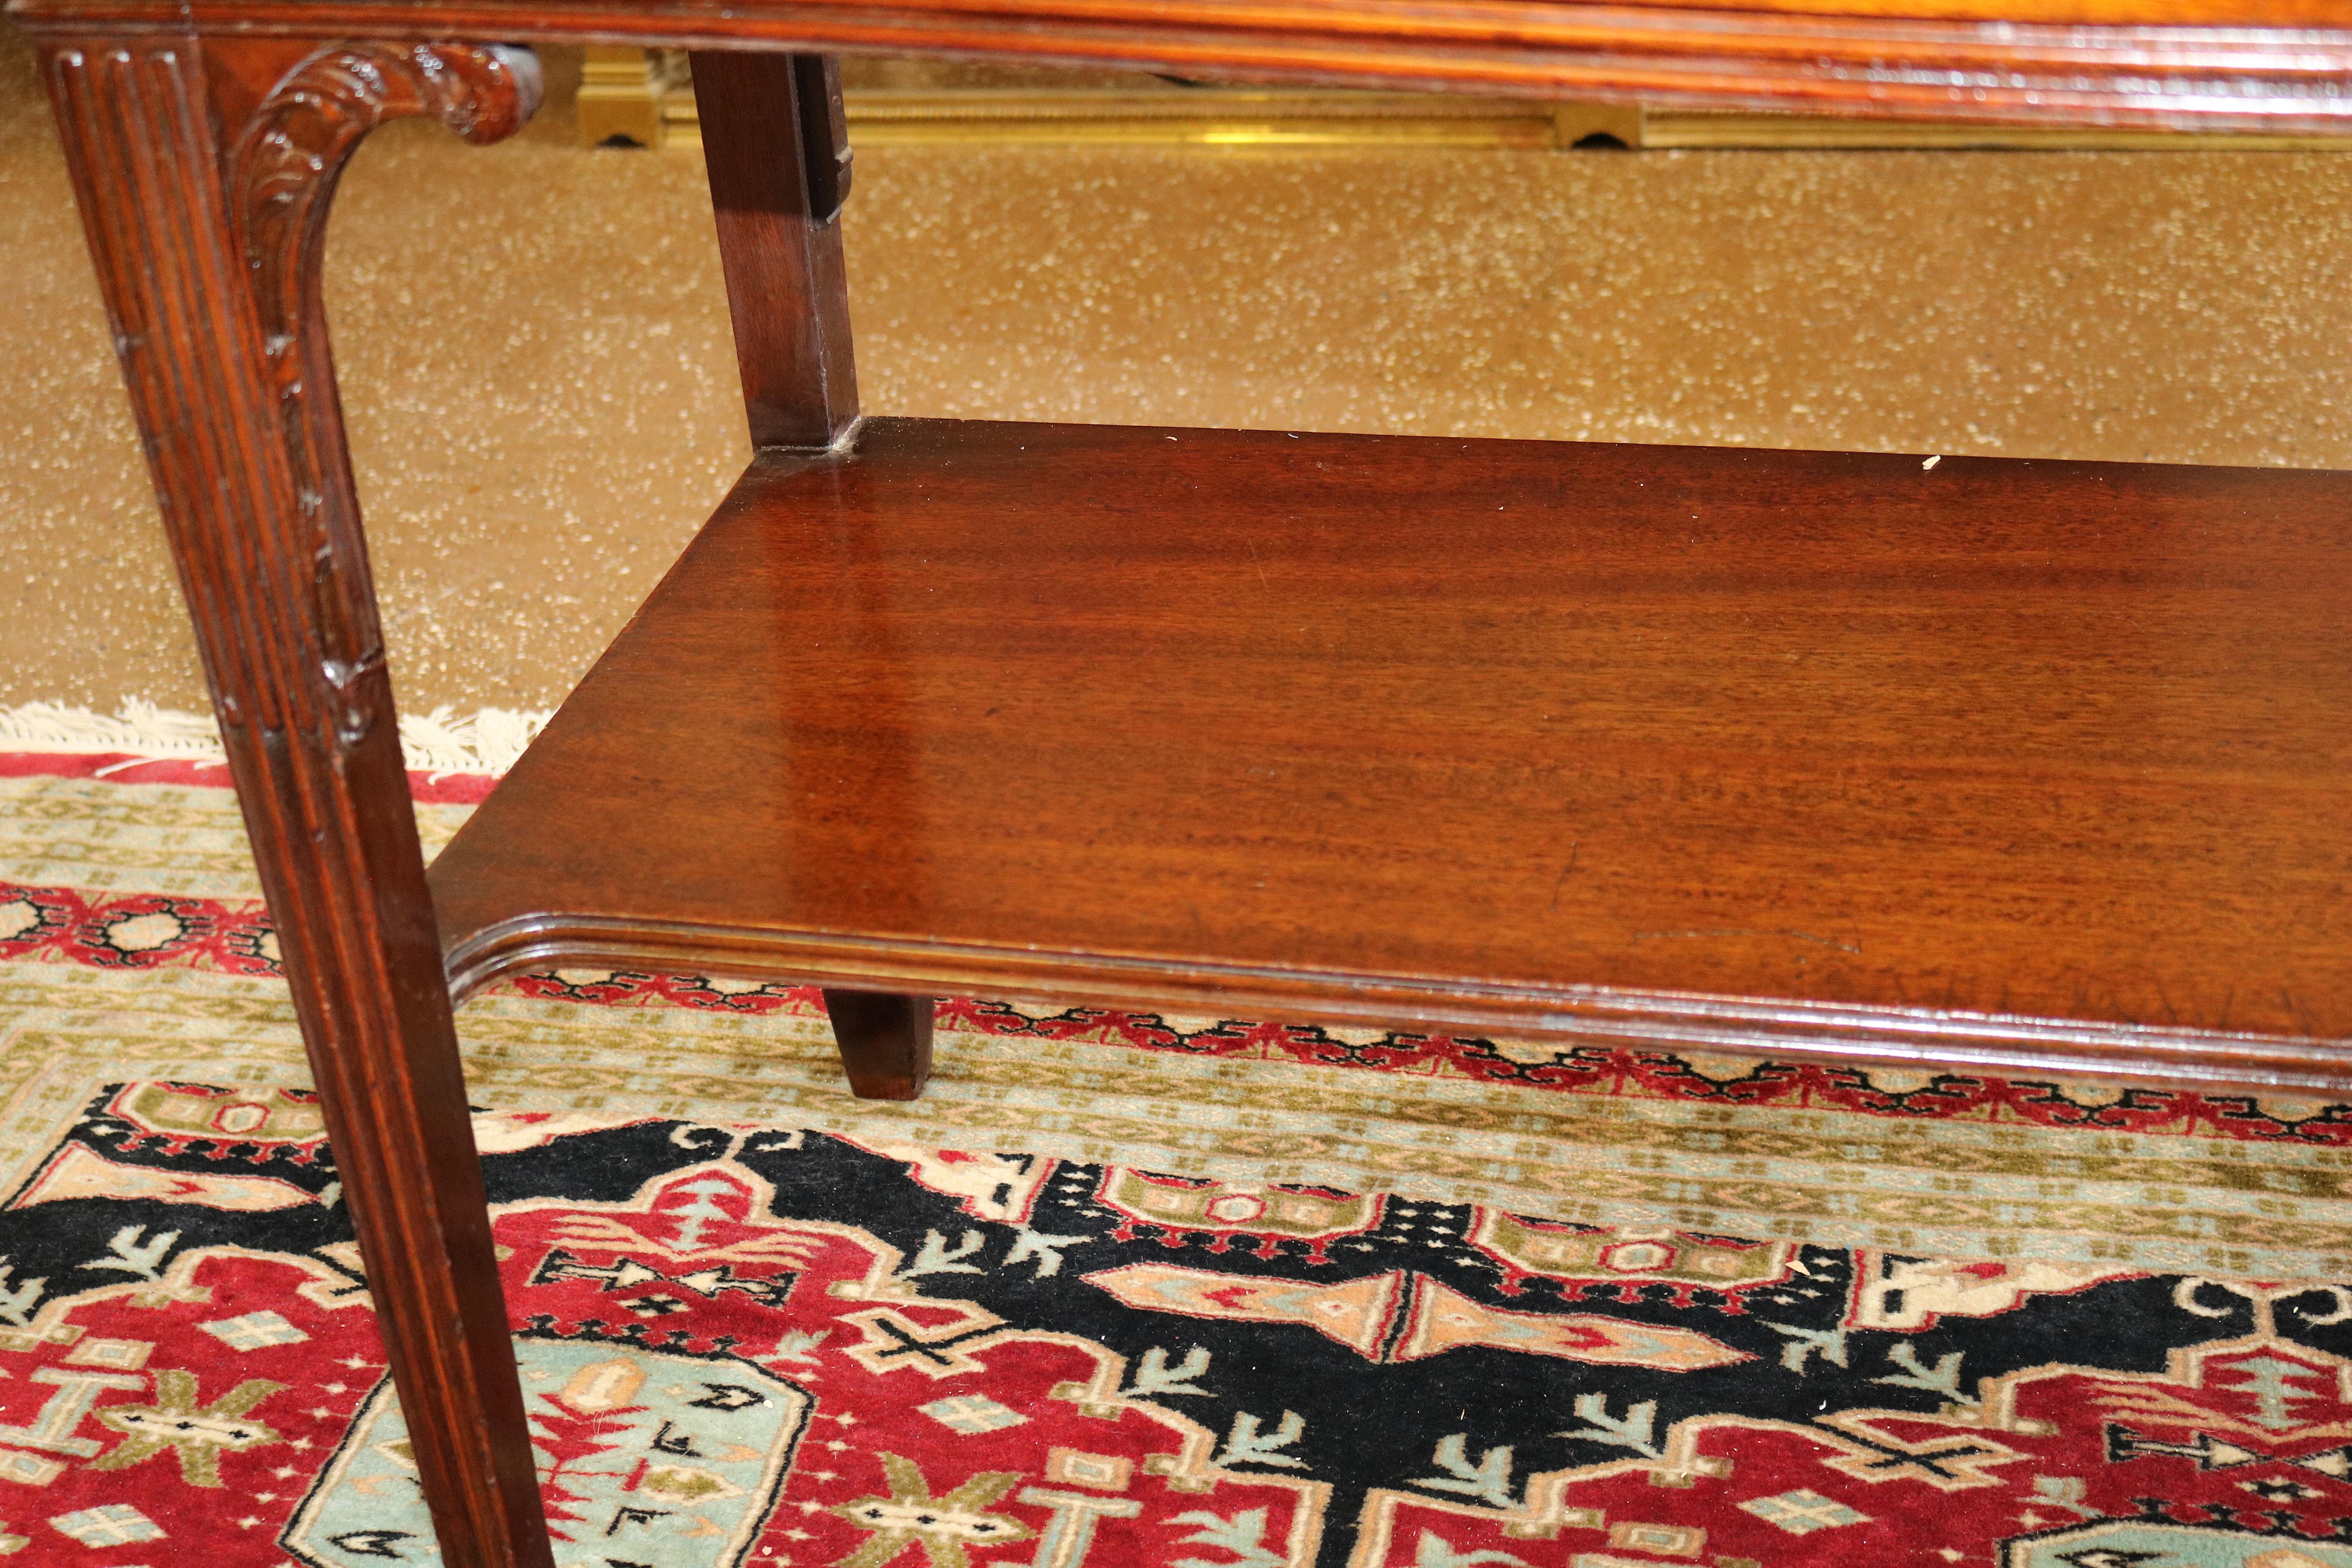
[229,43,541,742]
[235,42,541,348]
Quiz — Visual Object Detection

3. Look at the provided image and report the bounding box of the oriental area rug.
[4,713,2352,1568]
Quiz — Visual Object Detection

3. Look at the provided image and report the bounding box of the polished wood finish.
[691,47,858,449]
[37,32,554,1568]
[14,1,2352,133]
[822,987,938,1098]
[430,418,2352,1093]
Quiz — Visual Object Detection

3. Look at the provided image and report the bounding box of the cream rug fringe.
[0,700,548,779]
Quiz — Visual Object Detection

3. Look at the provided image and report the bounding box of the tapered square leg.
[821,989,934,1099]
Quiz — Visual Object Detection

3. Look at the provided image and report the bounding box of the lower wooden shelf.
[428,417,2352,1091]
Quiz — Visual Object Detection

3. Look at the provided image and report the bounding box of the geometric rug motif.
[11,922,2352,1280]
[8,1083,2352,1566]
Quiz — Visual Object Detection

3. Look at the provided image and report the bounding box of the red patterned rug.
[7,1079,2352,1568]
[5,742,2352,1566]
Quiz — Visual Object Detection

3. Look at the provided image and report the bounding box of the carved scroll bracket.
[227,42,541,747]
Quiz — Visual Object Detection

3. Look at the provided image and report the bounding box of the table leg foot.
[822,989,935,1099]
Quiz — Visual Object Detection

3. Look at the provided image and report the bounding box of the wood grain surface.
[11,0,2352,132]
[432,417,2352,1088]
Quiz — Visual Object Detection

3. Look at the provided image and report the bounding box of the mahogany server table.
[8,0,2350,1560]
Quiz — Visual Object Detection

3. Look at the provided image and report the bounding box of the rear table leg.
[690,49,858,449]
[698,56,920,1103]
[821,989,935,1099]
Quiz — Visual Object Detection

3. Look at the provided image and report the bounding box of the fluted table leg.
[40,32,555,1568]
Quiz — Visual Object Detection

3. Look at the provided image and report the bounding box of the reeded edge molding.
[13,2,2352,129]
[82,0,2352,63]
[440,913,2352,1096]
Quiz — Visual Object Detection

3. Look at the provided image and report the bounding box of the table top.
[12,0,2352,132]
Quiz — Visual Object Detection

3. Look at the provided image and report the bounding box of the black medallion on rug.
[2,1080,2350,1568]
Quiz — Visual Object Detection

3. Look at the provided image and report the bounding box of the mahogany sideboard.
[7,0,2350,1560]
